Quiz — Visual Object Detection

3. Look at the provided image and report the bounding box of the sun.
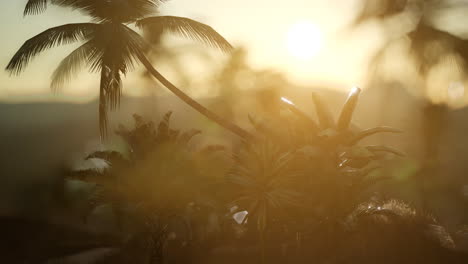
[286,21,323,60]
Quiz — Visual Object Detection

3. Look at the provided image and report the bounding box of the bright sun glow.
[286,21,323,60]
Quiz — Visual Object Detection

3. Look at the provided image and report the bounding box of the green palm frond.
[24,0,48,16]
[136,16,233,53]
[6,23,98,75]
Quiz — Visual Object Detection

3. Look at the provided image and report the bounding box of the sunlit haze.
[286,21,323,61]
[0,0,366,102]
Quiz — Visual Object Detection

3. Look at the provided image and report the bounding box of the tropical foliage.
[354,0,468,83]
[7,0,251,139]
[66,111,228,263]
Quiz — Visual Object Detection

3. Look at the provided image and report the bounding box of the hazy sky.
[0,0,383,102]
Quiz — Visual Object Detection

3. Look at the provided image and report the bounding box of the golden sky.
[0,0,385,102]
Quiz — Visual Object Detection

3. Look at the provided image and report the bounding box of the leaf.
[136,16,233,53]
[51,40,96,92]
[318,128,338,138]
[348,126,402,145]
[178,129,202,145]
[366,145,405,157]
[337,87,361,131]
[98,64,123,138]
[345,146,375,158]
[53,0,165,23]
[312,92,335,129]
[24,0,48,16]
[6,23,99,75]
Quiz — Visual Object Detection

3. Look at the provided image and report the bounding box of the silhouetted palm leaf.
[356,0,468,81]
[136,16,233,53]
[312,92,335,129]
[6,23,98,75]
[408,23,468,75]
[348,126,402,145]
[337,87,361,131]
[9,0,249,140]
[53,0,165,22]
[24,0,48,16]
[178,129,202,146]
[157,110,172,136]
[366,145,405,157]
[51,40,96,91]
[228,140,301,226]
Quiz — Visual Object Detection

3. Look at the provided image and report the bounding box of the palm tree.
[67,112,227,263]
[7,0,252,140]
[227,138,301,264]
[354,0,468,79]
[353,0,468,208]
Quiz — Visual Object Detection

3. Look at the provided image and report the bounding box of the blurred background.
[1,0,468,235]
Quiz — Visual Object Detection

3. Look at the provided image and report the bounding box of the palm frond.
[88,24,148,74]
[86,25,148,139]
[348,126,402,145]
[337,87,361,131]
[97,61,123,138]
[6,23,98,75]
[53,0,165,22]
[51,40,96,92]
[66,169,105,182]
[24,0,48,16]
[366,145,405,157]
[353,0,409,26]
[179,129,202,145]
[99,68,109,139]
[157,111,172,136]
[312,92,335,129]
[408,24,468,75]
[136,16,233,53]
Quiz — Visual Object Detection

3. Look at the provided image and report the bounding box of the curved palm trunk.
[138,55,253,140]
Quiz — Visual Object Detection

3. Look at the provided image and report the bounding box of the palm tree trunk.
[138,55,253,140]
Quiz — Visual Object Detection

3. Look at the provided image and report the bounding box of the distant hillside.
[2,86,468,218]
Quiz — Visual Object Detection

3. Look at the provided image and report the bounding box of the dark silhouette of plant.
[227,138,301,264]
[354,0,468,77]
[268,89,403,261]
[225,88,403,263]
[7,0,252,140]
[353,0,466,211]
[299,88,402,212]
[329,200,468,264]
[66,112,227,263]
